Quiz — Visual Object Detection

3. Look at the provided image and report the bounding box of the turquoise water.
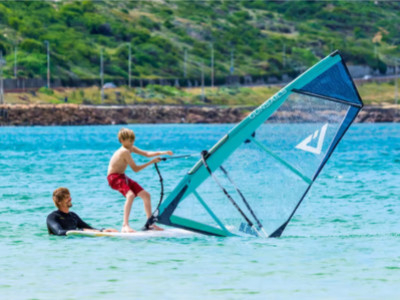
[0,123,399,300]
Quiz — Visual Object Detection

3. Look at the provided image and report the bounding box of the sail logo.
[249,89,287,119]
[295,123,328,155]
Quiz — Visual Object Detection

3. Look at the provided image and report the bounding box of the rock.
[0,104,398,126]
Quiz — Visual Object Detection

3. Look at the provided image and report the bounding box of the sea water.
[0,123,399,300]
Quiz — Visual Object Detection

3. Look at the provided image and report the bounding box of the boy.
[107,128,173,233]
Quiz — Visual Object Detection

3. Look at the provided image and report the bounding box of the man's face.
[61,195,72,208]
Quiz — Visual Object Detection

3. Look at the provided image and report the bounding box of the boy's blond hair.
[52,187,70,208]
[118,128,135,143]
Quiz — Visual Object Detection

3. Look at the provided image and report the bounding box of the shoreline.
[0,104,398,126]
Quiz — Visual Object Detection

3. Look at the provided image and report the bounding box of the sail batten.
[192,190,231,235]
[249,136,313,184]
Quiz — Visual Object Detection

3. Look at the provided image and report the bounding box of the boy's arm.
[125,151,161,173]
[131,146,173,158]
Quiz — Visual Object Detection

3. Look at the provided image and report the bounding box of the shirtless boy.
[107,128,173,233]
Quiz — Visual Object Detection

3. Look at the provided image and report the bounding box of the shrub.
[20,39,44,53]
[146,84,185,97]
[39,87,54,95]
[138,15,160,30]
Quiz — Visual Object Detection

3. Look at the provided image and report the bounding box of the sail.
[154,51,363,237]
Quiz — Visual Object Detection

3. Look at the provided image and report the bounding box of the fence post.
[0,51,5,104]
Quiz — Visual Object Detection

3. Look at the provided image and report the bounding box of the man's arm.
[72,212,95,230]
[125,151,161,173]
[47,214,69,236]
[131,146,173,158]
[71,213,118,233]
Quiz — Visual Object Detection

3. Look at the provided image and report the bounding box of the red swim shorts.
[107,173,144,197]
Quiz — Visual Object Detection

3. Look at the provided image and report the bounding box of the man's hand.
[103,228,118,233]
[83,228,118,233]
[83,229,98,232]
[164,151,173,156]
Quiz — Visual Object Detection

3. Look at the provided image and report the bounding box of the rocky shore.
[0,104,398,126]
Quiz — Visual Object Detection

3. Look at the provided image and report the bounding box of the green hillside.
[0,0,399,81]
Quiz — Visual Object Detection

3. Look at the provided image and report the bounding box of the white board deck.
[66,228,194,238]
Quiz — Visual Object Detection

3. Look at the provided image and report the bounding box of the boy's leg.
[122,190,136,233]
[137,190,163,231]
[137,190,151,218]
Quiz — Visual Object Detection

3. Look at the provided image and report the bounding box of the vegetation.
[3,80,399,107]
[0,0,399,82]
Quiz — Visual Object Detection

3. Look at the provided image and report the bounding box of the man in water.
[47,187,117,236]
[107,128,173,233]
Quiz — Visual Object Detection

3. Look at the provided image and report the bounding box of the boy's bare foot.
[149,224,164,231]
[121,225,136,233]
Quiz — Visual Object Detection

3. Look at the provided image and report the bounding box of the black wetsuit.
[47,210,95,236]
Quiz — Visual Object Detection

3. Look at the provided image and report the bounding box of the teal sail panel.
[154,51,363,237]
